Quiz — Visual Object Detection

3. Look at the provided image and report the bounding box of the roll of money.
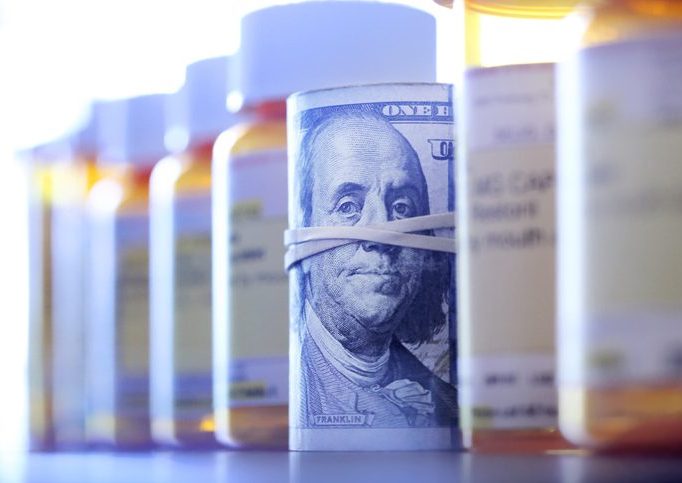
[286,83,459,451]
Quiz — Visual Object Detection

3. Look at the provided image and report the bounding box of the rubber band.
[284,212,456,270]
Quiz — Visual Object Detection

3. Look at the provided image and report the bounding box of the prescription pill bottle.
[212,1,437,448]
[26,139,71,451]
[50,105,112,449]
[150,56,236,447]
[557,0,682,451]
[456,0,583,452]
[86,95,168,449]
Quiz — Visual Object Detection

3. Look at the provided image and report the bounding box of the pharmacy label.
[562,36,682,387]
[116,212,151,417]
[227,149,289,408]
[173,194,213,413]
[462,63,557,429]
[464,64,556,357]
[459,354,556,430]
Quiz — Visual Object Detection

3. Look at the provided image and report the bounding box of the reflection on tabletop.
[3,451,682,483]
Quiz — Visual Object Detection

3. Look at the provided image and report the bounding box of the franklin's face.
[305,118,429,337]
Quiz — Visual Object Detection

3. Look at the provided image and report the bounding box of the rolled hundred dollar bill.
[286,83,459,450]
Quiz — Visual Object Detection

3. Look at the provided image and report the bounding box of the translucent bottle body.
[150,142,217,447]
[557,0,682,451]
[27,162,58,451]
[86,166,154,449]
[50,157,105,448]
[458,0,581,452]
[213,102,289,448]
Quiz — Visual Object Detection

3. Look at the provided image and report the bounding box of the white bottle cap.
[69,100,104,157]
[166,56,237,151]
[97,94,168,165]
[27,136,74,165]
[239,1,437,105]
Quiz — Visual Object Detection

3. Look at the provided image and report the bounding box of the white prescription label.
[462,63,557,429]
[173,194,213,416]
[228,149,289,408]
[459,354,556,430]
[116,212,151,418]
[567,37,682,387]
[229,357,289,408]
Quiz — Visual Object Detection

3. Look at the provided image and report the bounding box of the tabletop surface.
[2,450,682,483]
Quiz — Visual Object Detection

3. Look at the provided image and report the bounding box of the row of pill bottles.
[449,0,682,452]
[83,57,233,449]
[211,1,439,449]
[25,56,236,451]
[26,126,106,450]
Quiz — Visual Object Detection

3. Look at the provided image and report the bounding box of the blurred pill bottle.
[212,1,437,449]
[557,0,682,451]
[149,56,236,448]
[49,105,113,449]
[456,0,584,452]
[85,95,168,449]
[25,139,72,451]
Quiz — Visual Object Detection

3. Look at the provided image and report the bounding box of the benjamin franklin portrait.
[293,109,457,429]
